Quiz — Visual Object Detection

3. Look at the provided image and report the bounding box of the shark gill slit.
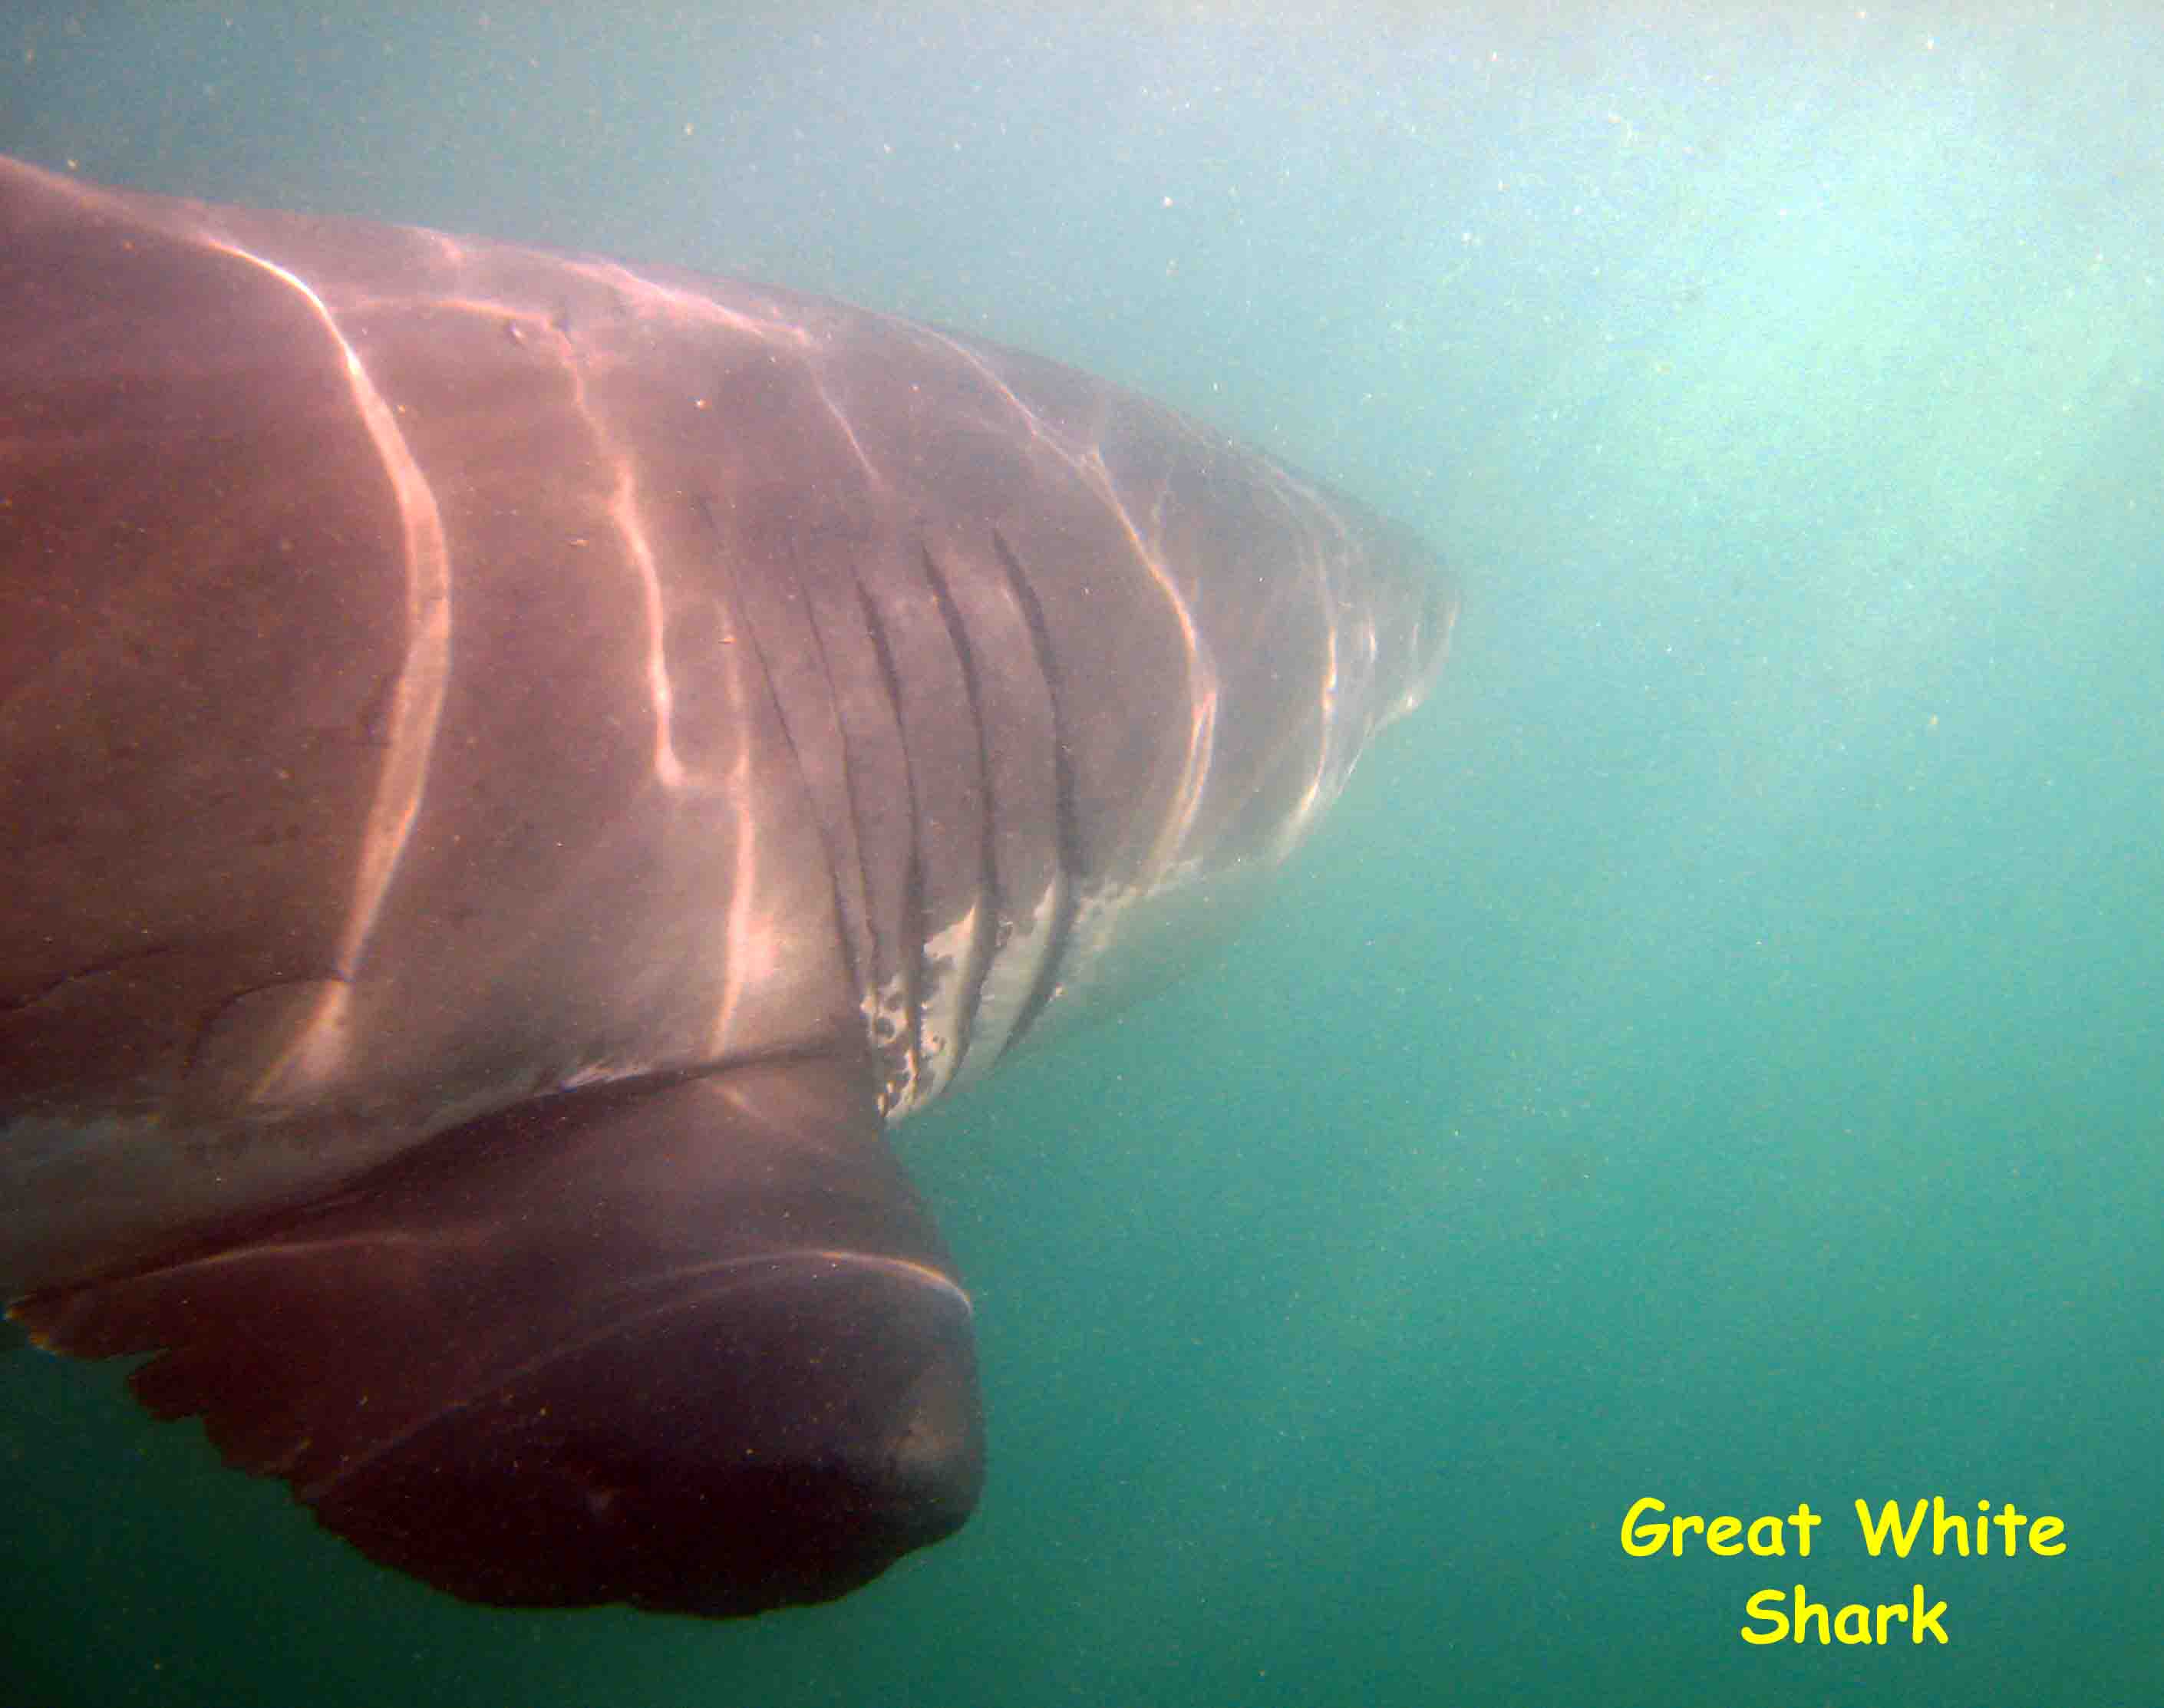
[914,542,1001,1079]
[691,490,864,1005]
[849,578,927,1103]
[987,527,1080,1059]
[777,529,905,1097]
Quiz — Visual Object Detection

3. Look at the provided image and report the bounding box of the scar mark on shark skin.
[561,259,821,352]
[0,945,186,1014]
[808,371,882,490]
[205,243,454,1104]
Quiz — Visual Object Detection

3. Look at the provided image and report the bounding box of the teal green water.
[5,6,2159,1704]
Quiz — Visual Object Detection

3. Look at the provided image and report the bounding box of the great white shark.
[0,154,1456,1617]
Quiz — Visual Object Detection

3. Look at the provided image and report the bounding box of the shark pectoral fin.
[10,1051,985,1616]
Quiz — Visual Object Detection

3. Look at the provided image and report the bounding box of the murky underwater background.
[3,5,2159,1704]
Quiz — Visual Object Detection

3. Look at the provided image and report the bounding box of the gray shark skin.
[0,154,1455,1617]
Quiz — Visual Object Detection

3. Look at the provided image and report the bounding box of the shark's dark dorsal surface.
[0,155,1455,1616]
